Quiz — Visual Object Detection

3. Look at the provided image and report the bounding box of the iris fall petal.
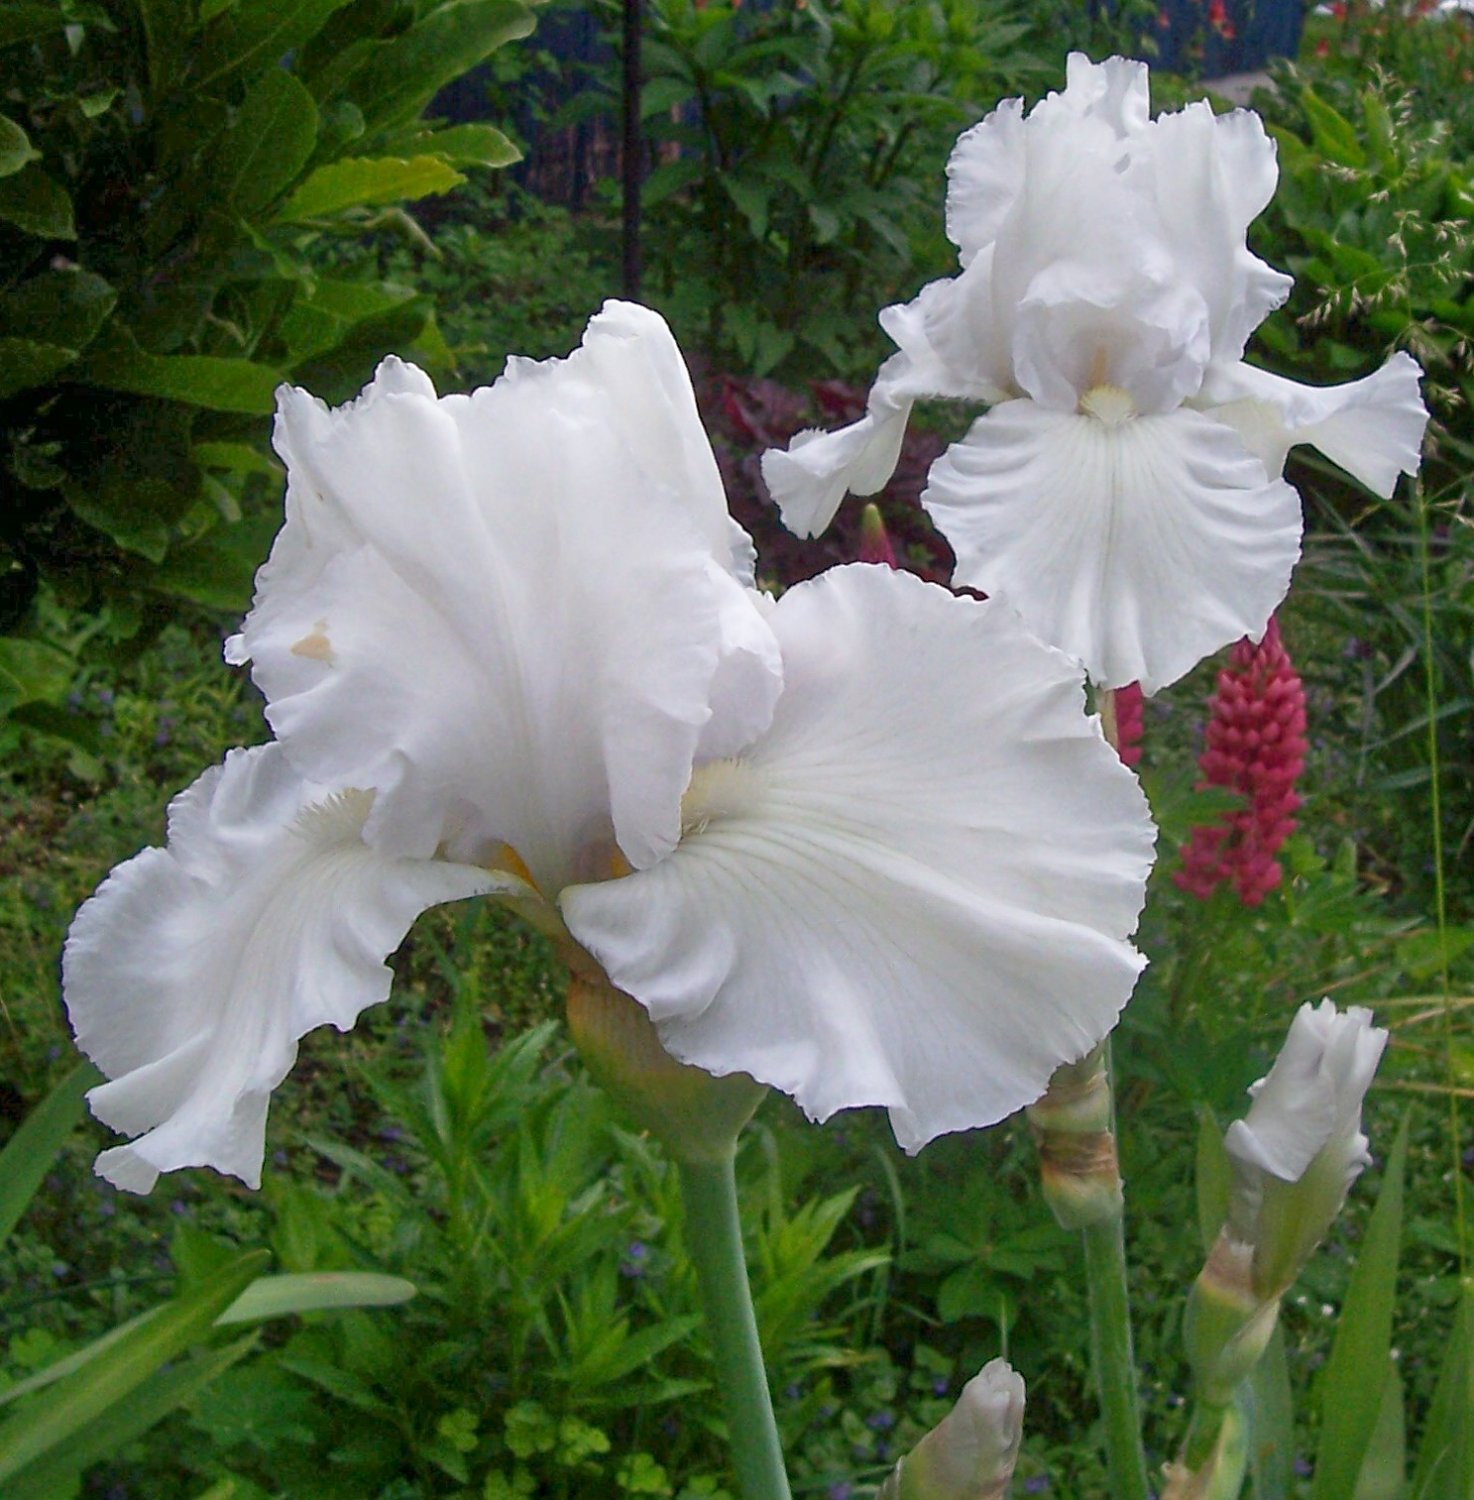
[62,745,498,1192]
[562,564,1155,1151]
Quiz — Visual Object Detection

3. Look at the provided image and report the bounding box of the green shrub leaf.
[196,0,354,88]
[0,113,39,178]
[80,327,283,414]
[0,164,74,238]
[276,154,464,221]
[0,337,77,399]
[344,0,537,133]
[408,122,521,168]
[216,68,319,216]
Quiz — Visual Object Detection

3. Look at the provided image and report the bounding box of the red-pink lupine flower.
[1176,617,1307,906]
[1113,683,1144,769]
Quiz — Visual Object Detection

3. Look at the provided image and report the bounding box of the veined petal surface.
[1200,352,1427,498]
[62,745,496,1192]
[923,401,1302,693]
[562,564,1155,1152]
[235,302,781,891]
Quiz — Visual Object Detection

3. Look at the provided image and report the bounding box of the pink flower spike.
[1113,683,1144,769]
[859,502,899,568]
[1176,616,1307,906]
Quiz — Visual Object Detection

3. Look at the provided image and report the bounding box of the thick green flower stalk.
[1170,1002,1387,1491]
[1028,1044,1149,1500]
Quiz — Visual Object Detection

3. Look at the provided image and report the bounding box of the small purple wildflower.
[620,1241,650,1279]
[1024,1476,1050,1494]
[866,1410,895,1432]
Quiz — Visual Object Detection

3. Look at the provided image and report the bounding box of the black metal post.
[621,0,643,301]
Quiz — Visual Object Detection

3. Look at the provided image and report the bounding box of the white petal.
[759,362,913,538]
[237,307,782,891]
[1200,353,1427,497]
[1136,103,1291,363]
[1011,253,1212,414]
[1225,1000,1386,1183]
[945,98,1026,265]
[923,400,1302,693]
[62,745,497,1192]
[879,258,1015,405]
[562,564,1154,1153]
[1059,52,1151,136]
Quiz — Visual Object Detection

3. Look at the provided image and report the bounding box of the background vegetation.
[2,1,1470,1496]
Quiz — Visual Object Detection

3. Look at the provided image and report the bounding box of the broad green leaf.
[0,635,74,716]
[0,337,76,399]
[0,165,74,239]
[1352,1363,1405,1500]
[215,68,319,217]
[407,121,521,168]
[0,114,38,178]
[0,7,56,48]
[0,269,115,349]
[5,1335,259,1500]
[1311,1115,1409,1500]
[80,327,282,414]
[1300,88,1367,170]
[345,0,537,133]
[0,1064,99,1245]
[193,440,280,477]
[276,154,464,220]
[151,512,279,611]
[63,396,201,559]
[1410,1280,1474,1500]
[0,1250,269,1485]
[1247,1323,1295,1500]
[196,0,353,88]
[1195,1106,1230,1253]
[136,0,192,99]
[216,1272,417,1325]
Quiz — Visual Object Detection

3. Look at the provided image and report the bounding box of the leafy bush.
[0,0,547,743]
[572,0,1054,379]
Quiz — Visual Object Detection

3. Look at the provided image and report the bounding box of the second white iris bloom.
[762,54,1428,694]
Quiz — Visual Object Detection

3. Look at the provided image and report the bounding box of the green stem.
[1082,1209,1152,1500]
[678,1153,793,1500]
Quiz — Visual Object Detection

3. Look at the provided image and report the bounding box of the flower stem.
[1082,1207,1152,1500]
[678,1152,793,1500]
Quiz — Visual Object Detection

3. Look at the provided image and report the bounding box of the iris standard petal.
[945,97,1026,266]
[561,564,1154,1153]
[236,304,782,890]
[1138,103,1291,363]
[1200,352,1427,498]
[62,744,498,1192]
[923,401,1302,693]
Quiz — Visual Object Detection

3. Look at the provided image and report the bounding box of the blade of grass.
[0,1248,268,1484]
[1310,1114,1409,1500]
[0,1063,100,1244]
[1408,1280,1474,1500]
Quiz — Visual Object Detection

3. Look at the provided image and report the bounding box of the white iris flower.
[63,303,1155,1193]
[762,54,1429,694]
